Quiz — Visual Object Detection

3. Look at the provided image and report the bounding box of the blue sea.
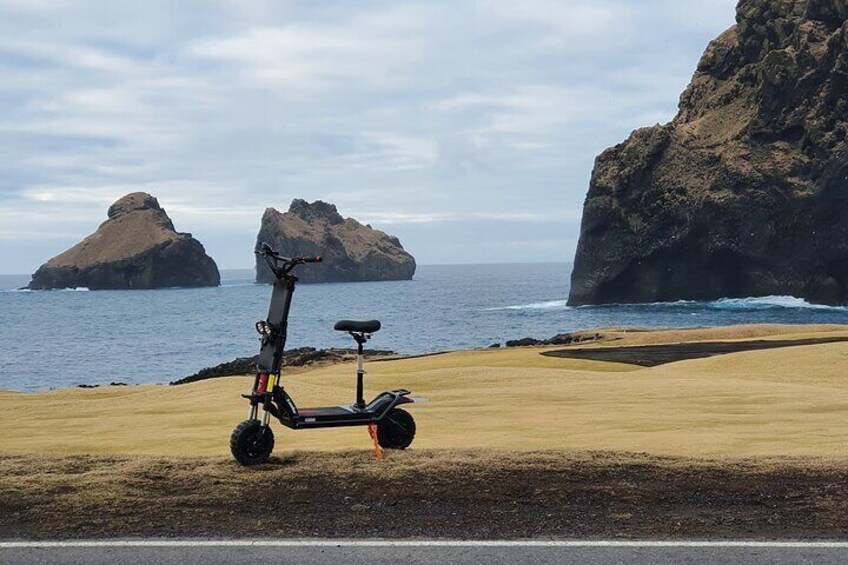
[3,263,848,391]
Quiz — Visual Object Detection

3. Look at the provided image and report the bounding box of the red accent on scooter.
[256,372,269,393]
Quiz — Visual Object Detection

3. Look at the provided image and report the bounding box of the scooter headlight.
[255,321,272,336]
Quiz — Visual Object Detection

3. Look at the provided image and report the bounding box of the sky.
[0,0,738,273]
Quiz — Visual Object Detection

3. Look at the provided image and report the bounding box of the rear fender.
[373,390,413,420]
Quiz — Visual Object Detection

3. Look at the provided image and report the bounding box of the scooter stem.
[356,340,365,409]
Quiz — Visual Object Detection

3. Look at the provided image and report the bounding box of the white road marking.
[1,540,848,549]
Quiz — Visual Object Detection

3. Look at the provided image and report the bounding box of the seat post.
[353,333,366,409]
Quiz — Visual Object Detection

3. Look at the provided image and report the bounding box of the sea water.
[2,264,848,391]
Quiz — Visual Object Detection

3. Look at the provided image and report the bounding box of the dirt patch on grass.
[2,450,847,540]
[542,336,848,366]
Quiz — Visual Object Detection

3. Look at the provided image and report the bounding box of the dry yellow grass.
[3,324,848,458]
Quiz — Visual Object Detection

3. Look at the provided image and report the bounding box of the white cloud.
[186,5,434,95]
[479,0,618,49]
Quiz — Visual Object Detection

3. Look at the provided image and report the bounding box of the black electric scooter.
[230,242,416,465]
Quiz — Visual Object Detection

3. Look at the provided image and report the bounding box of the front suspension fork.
[247,372,277,425]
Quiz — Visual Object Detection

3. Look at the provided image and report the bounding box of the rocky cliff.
[28,192,220,290]
[569,0,848,306]
[255,199,416,283]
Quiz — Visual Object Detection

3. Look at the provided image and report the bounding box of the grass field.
[3,323,848,458]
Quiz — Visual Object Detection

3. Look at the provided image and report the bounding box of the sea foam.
[706,295,845,311]
[487,299,570,311]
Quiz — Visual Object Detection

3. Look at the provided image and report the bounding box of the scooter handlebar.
[256,242,280,258]
[256,243,323,275]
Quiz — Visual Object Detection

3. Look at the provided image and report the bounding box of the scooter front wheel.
[230,420,275,465]
[377,408,416,449]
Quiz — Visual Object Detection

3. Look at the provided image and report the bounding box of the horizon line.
[0,260,573,277]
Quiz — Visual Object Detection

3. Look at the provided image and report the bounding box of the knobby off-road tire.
[230,419,275,465]
[377,408,416,449]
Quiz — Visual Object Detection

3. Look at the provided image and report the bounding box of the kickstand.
[367,424,383,459]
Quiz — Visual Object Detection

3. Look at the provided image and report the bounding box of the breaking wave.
[486,299,570,311]
[705,295,846,311]
[491,295,848,312]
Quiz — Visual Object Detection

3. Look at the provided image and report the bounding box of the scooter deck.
[280,389,411,430]
[298,405,360,417]
[281,404,379,429]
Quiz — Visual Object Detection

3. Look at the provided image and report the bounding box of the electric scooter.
[230,242,416,465]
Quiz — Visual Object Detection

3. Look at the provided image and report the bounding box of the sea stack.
[569,0,848,306]
[255,199,416,283]
[28,192,220,290]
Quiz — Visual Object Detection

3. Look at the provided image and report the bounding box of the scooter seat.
[334,319,381,333]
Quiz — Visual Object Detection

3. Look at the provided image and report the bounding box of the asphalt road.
[2,541,848,565]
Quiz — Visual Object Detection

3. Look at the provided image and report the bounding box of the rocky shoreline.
[174,331,607,386]
[72,331,604,389]
[499,331,605,348]
[170,347,397,385]
[73,325,845,389]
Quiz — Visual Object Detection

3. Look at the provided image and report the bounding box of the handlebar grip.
[302,256,322,263]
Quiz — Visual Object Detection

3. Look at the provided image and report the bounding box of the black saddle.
[334,319,381,333]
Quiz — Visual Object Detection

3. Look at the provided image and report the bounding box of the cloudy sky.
[0,0,737,274]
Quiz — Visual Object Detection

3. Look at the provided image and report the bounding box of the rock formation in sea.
[255,199,416,283]
[28,192,220,290]
[569,0,848,306]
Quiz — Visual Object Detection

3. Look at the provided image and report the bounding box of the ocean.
[2,263,848,391]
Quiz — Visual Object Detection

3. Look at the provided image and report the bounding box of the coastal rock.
[28,192,220,290]
[172,347,397,385]
[255,199,416,283]
[505,337,542,347]
[569,0,848,306]
[505,332,605,347]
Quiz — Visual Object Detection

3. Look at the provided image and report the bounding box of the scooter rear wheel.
[230,419,275,465]
[377,408,416,449]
